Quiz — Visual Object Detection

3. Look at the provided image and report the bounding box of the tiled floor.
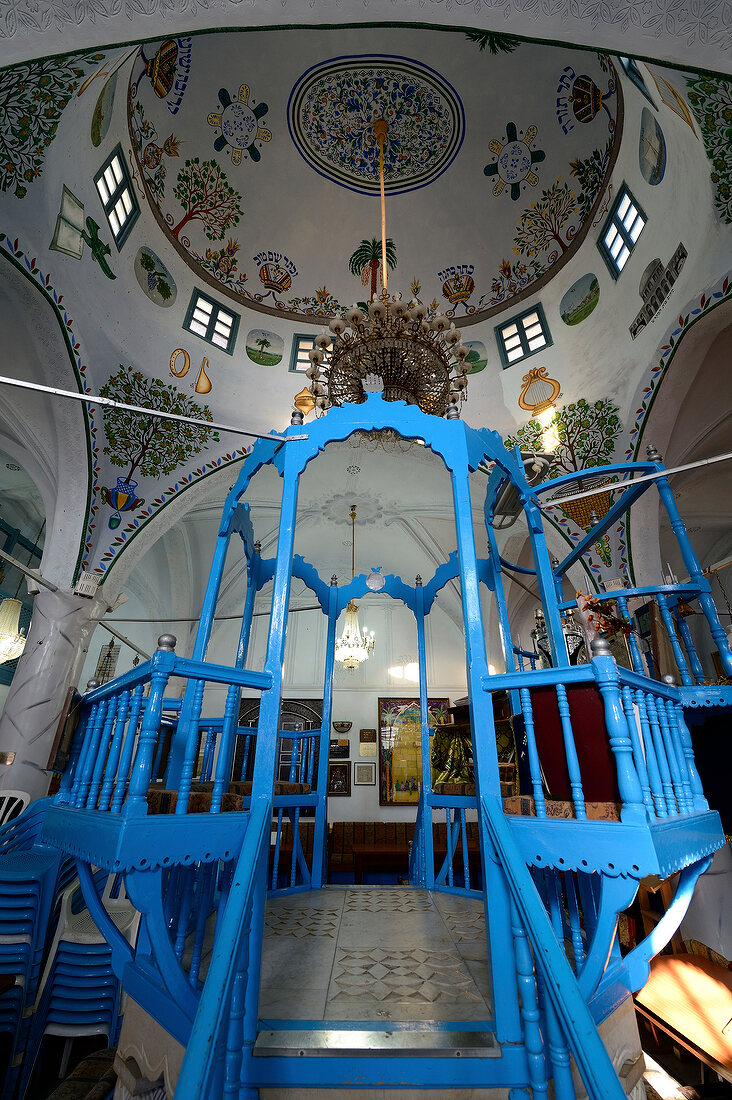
[258,888,493,1024]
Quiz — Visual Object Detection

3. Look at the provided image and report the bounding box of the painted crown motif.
[258,263,292,293]
[441,274,475,305]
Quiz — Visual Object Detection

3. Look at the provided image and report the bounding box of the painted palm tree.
[348,237,397,301]
[255,335,271,362]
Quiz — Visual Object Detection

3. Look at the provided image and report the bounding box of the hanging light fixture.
[302,118,470,420]
[335,505,375,672]
[0,518,44,666]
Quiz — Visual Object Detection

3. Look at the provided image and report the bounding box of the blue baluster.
[211,684,241,814]
[519,687,545,816]
[74,698,108,808]
[564,872,585,971]
[655,691,689,813]
[112,683,145,813]
[656,593,693,686]
[224,969,246,1098]
[235,551,258,670]
[86,695,119,809]
[644,693,677,814]
[174,868,196,962]
[535,970,577,1100]
[415,580,436,890]
[70,695,99,806]
[632,689,667,817]
[616,596,645,674]
[176,679,206,816]
[201,727,217,782]
[619,685,653,814]
[312,578,337,890]
[590,638,644,822]
[460,807,471,891]
[511,897,549,1100]
[555,684,585,819]
[673,603,705,683]
[98,690,131,812]
[659,691,692,814]
[487,524,518,672]
[125,635,176,815]
[446,807,453,888]
[670,697,708,811]
[239,730,252,783]
[189,863,215,989]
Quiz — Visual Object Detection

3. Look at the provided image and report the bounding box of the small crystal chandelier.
[303,119,470,420]
[335,505,375,672]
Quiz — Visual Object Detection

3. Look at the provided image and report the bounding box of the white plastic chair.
[0,792,30,827]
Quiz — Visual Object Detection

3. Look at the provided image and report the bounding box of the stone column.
[0,586,106,800]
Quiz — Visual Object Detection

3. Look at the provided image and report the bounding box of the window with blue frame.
[93,146,139,249]
[184,290,240,354]
[495,305,552,367]
[598,185,646,278]
[289,334,317,373]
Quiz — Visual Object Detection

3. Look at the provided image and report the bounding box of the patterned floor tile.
[345,890,435,913]
[329,947,482,1004]
[265,907,342,938]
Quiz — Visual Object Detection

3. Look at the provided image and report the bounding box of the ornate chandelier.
[335,505,375,673]
[303,119,471,419]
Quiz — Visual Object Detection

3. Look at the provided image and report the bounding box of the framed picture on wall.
[378,697,450,807]
[327,761,351,797]
[353,761,376,786]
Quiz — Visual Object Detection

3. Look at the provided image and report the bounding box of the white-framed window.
[599,185,646,278]
[184,290,240,355]
[93,145,139,249]
[495,304,552,367]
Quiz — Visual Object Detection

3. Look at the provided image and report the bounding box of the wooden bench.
[635,952,732,1084]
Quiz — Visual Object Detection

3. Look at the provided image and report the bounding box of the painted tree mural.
[570,142,611,221]
[506,397,621,479]
[465,29,520,54]
[0,52,105,198]
[172,158,242,241]
[686,75,732,225]
[349,237,397,300]
[100,366,219,482]
[513,181,578,261]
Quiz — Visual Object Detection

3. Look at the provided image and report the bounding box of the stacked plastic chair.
[17,873,139,1098]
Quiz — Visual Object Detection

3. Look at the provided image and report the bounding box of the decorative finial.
[86,678,101,691]
[646,443,662,462]
[157,634,177,651]
[446,402,459,420]
[590,636,612,657]
[589,510,599,526]
[415,575,422,586]
[331,574,338,586]
[254,540,262,554]
[291,408,304,426]
[662,673,676,686]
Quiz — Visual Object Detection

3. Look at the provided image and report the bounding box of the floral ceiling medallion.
[288,55,465,195]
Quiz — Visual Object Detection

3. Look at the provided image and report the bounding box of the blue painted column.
[235,549,259,670]
[243,440,302,1042]
[654,467,732,675]
[167,526,233,782]
[415,579,435,890]
[450,430,522,1044]
[523,494,569,668]
[313,577,338,889]
[486,524,517,673]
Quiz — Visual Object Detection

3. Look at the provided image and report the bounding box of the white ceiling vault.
[1,0,731,75]
[0,9,731,618]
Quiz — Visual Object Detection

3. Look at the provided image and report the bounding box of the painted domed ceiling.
[126,28,621,322]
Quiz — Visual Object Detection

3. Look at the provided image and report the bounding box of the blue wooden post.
[555,684,585,819]
[415,579,435,890]
[72,698,104,808]
[175,679,206,815]
[111,683,145,812]
[236,551,259,670]
[511,898,549,1100]
[450,432,522,1044]
[617,596,645,674]
[211,684,241,813]
[99,690,131,812]
[125,635,177,815]
[619,685,653,814]
[86,696,119,809]
[672,603,705,683]
[670,697,708,811]
[590,638,645,822]
[656,593,693,685]
[486,524,517,672]
[522,493,569,668]
[167,526,233,783]
[653,468,732,674]
[630,688,666,817]
[243,442,301,1043]
[519,687,546,816]
[644,692,677,814]
[312,578,338,889]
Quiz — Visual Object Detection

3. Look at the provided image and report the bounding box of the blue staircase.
[32,394,729,1098]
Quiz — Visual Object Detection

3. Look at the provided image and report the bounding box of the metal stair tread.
[254,1028,499,1057]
